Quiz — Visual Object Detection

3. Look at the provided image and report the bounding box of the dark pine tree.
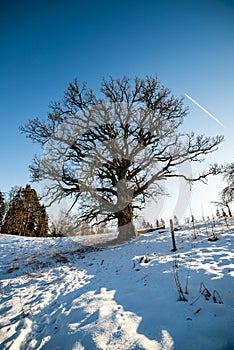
[36,204,49,237]
[2,185,48,236]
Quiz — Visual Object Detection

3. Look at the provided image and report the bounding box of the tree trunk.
[116,203,138,243]
[170,219,177,251]
[227,204,232,217]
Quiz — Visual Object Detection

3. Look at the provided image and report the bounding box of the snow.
[0,220,234,350]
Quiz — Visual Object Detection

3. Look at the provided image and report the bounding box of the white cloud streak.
[184,93,225,128]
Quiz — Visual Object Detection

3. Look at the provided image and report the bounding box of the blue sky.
[0,0,233,222]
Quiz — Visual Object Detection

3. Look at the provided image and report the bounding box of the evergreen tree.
[0,191,6,230]
[36,205,49,237]
[142,218,147,229]
[2,188,23,235]
[173,215,179,226]
[160,218,165,228]
[216,208,221,219]
[141,218,151,229]
[2,185,48,236]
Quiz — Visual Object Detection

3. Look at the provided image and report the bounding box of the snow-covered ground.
[0,220,234,350]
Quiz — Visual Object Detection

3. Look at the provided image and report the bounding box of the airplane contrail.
[184,93,225,128]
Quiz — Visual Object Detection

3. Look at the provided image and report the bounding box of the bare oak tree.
[21,76,223,242]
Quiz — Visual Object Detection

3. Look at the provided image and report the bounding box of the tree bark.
[170,219,177,251]
[116,203,138,242]
[227,204,232,217]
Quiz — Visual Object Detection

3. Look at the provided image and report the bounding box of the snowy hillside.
[0,221,234,350]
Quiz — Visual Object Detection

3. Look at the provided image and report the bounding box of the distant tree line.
[0,187,107,237]
[0,185,48,237]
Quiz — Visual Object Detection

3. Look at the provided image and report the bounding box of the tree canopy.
[2,185,48,236]
[21,76,223,242]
